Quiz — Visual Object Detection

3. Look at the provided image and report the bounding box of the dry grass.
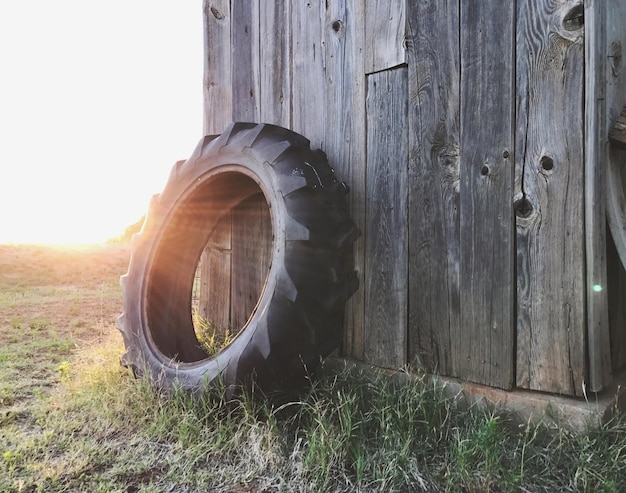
[0,243,129,340]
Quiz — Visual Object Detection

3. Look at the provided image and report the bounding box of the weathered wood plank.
[585,0,612,393]
[364,0,406,74]
[231,0,260,122]
[259,0,291,127]
[322,0,367,361]
[407,0,460,375]
[364,68,408,369]
[203,0,232,134]
[231,194,272,332]
[198,211,232,333]
[515,0,587,395]
[291,0,326,148]
[606,1,626,127]
[458,0,515,389]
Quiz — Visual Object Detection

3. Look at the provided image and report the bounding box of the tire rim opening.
[145,170,273,364]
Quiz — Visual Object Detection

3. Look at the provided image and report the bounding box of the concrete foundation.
[435,371,626,433]
[328,359,626,433]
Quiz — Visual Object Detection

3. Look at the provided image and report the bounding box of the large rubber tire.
[116,122,359,396]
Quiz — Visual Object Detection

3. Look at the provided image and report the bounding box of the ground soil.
[0,242,130,343]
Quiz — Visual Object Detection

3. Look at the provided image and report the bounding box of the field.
[1,242,626,492]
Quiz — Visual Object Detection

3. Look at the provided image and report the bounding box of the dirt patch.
[0,242,130,342]
[0,243,130,286]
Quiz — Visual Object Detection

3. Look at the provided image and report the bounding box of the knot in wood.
[562,4,584,31]
[514,196,534,219]
[331,20,343,33]
[210,6,225,20]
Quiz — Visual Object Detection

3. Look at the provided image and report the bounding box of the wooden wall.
[201,0,626,396]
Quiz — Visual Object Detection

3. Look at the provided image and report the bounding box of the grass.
[1,243,626,492]
[192,307,233,357]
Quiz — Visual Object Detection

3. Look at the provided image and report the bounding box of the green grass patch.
[192,307,233,357]
[2,327,626,492]
[4,243,625,491]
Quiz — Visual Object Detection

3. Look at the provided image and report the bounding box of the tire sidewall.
[123,144,288,393]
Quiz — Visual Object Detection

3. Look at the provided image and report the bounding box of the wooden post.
[585,0,612,392]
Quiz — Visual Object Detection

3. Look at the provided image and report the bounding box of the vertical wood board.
[605,0,626,123]
[322,0,367,360]
[290,0,326,148]
[458,0,515,389]
[364,67,409,369]
[585,0,612,391]
[515,0,588,395]
[282,0,368,360]
[199,211,232,333]
[259,0,291,127]
[203,0,232,134]
[407,0,460,375]
[231,194,273,331]
[231,0,260,122]
[364,0,406,74]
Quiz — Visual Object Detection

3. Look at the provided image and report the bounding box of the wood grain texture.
[274,0,368,360]
[231,194,272,332]
[458,0,515,389]
[584,0,611,393]
[365,0,406,74]
[199,211,232,333]
[407,0,460,375]
[364,68,408,369]
[323,0,367,360]
[515,0,587,395]
[231,0,260,122]
[203,0,232,134]
[199,0,625,393]
[290,0,326,148]
[259,0,291,127]
[606,2,626,127]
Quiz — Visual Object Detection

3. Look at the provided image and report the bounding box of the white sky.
[0,1,204,244]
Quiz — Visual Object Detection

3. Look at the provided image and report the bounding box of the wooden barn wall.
[202,0,620,395]
[202,0,369,355]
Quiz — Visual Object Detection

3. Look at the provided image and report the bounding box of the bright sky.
[0,1,204,244]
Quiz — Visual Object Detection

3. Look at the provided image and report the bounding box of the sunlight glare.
[0,1,203,245]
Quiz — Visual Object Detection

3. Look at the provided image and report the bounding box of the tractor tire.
[116,122,359,396]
